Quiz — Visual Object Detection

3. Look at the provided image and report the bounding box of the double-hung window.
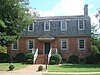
[78,20,85,30]
[28,39,34,50]
[61,39,68,50]
[78,39,85,50]
[44,21,50,31]
[12,41,18,50]
[61,21,67,31]
[28,23,34,31]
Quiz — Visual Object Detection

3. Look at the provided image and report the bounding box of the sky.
[29,0,100,31]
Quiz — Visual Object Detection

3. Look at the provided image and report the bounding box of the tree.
[91,23,99,38]
[95,8,100,27]
[91,45,99,54]
[0,0,34,46]
[0,45,7,53]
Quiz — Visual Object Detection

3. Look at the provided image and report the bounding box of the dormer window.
[44,21,50,31]
[28,23,34,31]
[78,20,85,30]
[61,21,67,31]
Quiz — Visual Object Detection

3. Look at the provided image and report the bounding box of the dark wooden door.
[44,42,50,54]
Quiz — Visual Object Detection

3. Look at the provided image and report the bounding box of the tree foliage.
[0,45,7,53]
[91,23,99,38]
[91,45,99,54]
[0,0,34,46]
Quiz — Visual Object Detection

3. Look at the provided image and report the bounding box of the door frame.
[43,42,51,55]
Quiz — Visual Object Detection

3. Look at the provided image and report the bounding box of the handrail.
[48,48,58,63]
[32,48,38,63]
[48,48,52,63]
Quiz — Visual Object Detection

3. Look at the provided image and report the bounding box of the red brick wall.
[7,36,91,59]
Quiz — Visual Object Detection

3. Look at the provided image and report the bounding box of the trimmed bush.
[50,54,62,64]
[25,53,33,64]
[49,60,55,65]
[38,65,43,71]
[86,55,97,64]
[26,53,33,59]
[9,65,15,71]
[95,53,100,63]
[16,53,26,62]
[67,55,79,64]
[0,53,10,62]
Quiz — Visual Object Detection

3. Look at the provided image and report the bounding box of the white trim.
[27,39,35,50]
[78,20,85,30]
[12,40,18,50]
[28,23,34,31]
[60,39,68,50]
[61,21,67,31]
[44,21,50,31]
[78,38,86,50]
[49,20,62,21]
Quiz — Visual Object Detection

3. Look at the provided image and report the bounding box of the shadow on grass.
[60,64,100,68]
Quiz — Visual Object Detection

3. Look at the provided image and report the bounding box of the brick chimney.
[84,4,88,15]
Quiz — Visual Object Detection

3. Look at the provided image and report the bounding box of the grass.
[48,64,100,72]
[0,63,29,71]
[42,74,99,75]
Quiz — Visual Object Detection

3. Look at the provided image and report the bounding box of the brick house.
[8,4,91,64]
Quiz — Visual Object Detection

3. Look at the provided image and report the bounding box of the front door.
[44,42,51,54]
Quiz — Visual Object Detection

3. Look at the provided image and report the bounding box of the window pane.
[79,20,84,30]
[12,41,18,50]
[61,39,67,50]
[29,24,33,30]
[44,21,50,31]
[28,40,34,50]
[79,39,85,49]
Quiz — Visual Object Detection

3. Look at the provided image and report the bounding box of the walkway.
[0,65,44,75]
[0,65,100,75]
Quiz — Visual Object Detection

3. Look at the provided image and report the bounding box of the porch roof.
[38,35,55,41]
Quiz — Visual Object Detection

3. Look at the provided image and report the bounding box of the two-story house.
[8,4,91,64]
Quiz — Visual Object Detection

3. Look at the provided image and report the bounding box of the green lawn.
[48,64,100,72]
[42,74,100,75]
[0,63,29,71]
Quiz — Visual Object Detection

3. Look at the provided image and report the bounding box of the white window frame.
[78,20,85,30]
[44,21,50,31]
[60,39,68,50]
[27,39,35,50]
[12,40,18,50]
[61,21,67,31]
[78,38,86,50]
[28,23,34,31]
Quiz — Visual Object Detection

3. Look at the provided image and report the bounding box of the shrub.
[9,65,15,71]
[38,65,43,71]
[67,55,79,64]
[16,53,26,62]
[26,53,33,59]
[50,54,62,64]
[0,53,10,62]
[25,53,33,64]
[86,55,97,64]
[95,53,100,63]
[49,60,55,65]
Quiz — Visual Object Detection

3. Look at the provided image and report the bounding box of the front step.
[35,54,48,64]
